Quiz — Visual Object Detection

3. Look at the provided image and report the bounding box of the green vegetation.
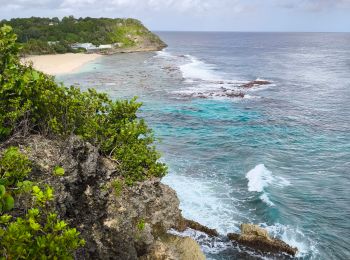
[112,178,123,196]
[137,218,146,231]
[0,147,85,259]
[53,166,65,177]
[0,24,168,258]
[0,25,167,183]
[0,16,165,54]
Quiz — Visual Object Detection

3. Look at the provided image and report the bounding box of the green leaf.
[3,194,14,211]
[53,166,65,176]
[32,71,39,81]
[0,185,5,197]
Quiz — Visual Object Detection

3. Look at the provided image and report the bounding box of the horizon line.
[153,30,350,33]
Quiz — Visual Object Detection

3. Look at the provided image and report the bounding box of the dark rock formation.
[9,135,204,260]
[240,80,271,88]
[177,218,219,237]
[227,224,298,257]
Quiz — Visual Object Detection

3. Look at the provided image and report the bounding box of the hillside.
[0,16,167,55]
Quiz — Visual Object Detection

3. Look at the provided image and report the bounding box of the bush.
[0,25,167,183]
[0,147,85,259]
[0,147,31,186]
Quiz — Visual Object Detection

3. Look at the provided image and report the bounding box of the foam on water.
[179,55,222,81]
[155,50,176,59]
[168,228,233,255]
[259,193,275,207]
[246,164,290,207]
[263,223,318,258]
[162,172,243,235]
[246,164,274,192]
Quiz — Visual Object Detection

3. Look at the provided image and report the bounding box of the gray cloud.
[278,0,350,11]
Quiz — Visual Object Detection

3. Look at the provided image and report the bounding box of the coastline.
[21,53,101,75]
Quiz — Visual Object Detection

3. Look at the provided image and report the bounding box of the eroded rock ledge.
[228,224,298,257]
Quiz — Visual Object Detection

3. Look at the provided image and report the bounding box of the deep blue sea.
[58,32,350,259]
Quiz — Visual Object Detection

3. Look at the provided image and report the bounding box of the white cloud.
[0,0,252,14]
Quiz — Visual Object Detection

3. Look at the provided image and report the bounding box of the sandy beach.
[21,53,101,75]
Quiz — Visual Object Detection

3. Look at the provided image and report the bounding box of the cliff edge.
[4,135,203,259]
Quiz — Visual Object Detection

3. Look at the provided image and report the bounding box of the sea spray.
[246,164,290,207]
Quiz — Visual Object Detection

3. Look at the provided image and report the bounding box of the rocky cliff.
[6,135,203,259]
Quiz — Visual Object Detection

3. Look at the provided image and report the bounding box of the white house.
[98,44,112,49]
[71,43,98,50]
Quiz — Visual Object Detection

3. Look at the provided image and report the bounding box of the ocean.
[58,32,350,259]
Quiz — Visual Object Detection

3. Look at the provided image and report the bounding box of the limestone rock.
[8,135,196,260]
[177,218,219,237]
[227,224,298,256]
[140,234,205,260]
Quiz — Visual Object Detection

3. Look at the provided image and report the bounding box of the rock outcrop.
[8,135,203,260]
[227,224,298,256]
[177,218,219,237]
[240,80,271,88]
[140,234,205,260]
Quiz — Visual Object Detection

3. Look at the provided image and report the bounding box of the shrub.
[0,147,85,259]
[0,25,167,183]
[0,147,31,186]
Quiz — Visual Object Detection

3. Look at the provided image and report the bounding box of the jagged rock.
[177,218,219,237]
[140,234,205,260]
[7,135,202,260]
[227,224,298,256]
[240,80,271,88]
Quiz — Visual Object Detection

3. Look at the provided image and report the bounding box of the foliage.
[0,16,164,54]
[112,179,123,196]
[0,147,85,259]
[53,166,65,177]
[137,218,145,231]
[0,210,84,259]
[0,25,167,182]
[0,185,14,213]
[0,147,31,186]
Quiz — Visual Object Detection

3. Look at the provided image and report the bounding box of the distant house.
[71,43,98,51]
[71,43,113,52]
[98,44,112,49]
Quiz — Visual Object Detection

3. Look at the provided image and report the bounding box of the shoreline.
[21,53,101,76]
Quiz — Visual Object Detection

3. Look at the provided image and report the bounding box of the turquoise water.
[58,32,350,259]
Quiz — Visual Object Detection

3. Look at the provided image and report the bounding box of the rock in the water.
[227,224,298,256]
[240,80,271,88]
[140,234,205,260]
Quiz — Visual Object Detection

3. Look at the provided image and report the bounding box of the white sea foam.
[259,193,275,207]
[155,50,176,59]
[246,164,290,206]
[179,55,222,82]
[162,172,243,235]
[172,54,272,100]
[263,223,318,258]
[168,228,233,255]
[246,164,274,192]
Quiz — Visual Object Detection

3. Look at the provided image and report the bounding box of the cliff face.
[9,135,203,259]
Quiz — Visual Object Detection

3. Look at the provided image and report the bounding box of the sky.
[1,0,350,32]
